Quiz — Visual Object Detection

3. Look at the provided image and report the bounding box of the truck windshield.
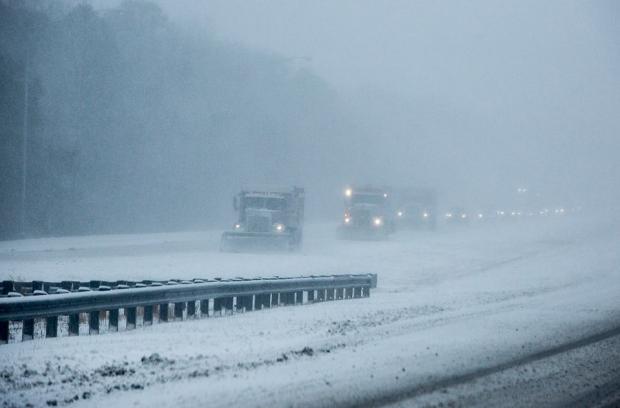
[244,197,286,210]
[351,194,384,206]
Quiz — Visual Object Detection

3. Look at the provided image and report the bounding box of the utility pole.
[20,52,29,237]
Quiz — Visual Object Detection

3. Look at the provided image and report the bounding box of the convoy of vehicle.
[219,183,572,251]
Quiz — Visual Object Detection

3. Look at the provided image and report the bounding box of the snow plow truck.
[220,186,304,252]
[339,185,396,239]
[394,187,437,230]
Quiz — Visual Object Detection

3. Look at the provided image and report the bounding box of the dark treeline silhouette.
[0,0,360,240]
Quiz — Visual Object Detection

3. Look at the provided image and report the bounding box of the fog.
[168,0,620,210]
[1,0,619,239]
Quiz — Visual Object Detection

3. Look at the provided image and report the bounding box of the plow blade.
[338,226,389,241]
[220,231,293,252]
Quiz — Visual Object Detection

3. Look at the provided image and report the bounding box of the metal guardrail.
[0,274,377,344]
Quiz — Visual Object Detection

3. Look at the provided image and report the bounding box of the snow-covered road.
[1,217,619,407]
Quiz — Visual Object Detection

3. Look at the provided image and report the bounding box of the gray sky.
[184,1,619,206]
[95,0,620,208]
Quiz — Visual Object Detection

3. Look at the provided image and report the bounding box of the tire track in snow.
[347,323,620,408]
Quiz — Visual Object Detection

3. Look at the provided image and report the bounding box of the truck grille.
[246,215,271,232]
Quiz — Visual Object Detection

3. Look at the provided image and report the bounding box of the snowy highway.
[1,216,619,407]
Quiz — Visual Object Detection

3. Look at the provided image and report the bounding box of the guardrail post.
[33,317,46,339]
[200,300,210,317]
[167,303,175,321]
[144,306,153,325]
[159,304,168,322]
[45,317,58,338]
[345,287,353,299]
[136,306,144,327]
[99,310,109,334]
[57,315,69,337]
[264,293,272,309]
[118,308,127,331]
[0,321,8,344]
[109,310,118,332]
[22,319,34,340]
[226,297,234,315]
[79,312,89,335]
[126,307,137,329]
[336,288,344,300]
[353,287,362,298]
[254,294,262,310]
[236,296,244,312]
[89,312,100,334]
[326,288,335,301]
[214,298,224,315]
[8,321,23,343]
[174,303,186,321]
[152,304,160,324]
[193,300,201,318]
[68,315,79,335]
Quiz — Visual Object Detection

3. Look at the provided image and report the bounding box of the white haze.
[156,0,620,214]
[2,0,618,238]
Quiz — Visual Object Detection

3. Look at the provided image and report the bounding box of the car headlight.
[445,213,453,218]
[422,212,429,218]
[274,223,285,232]
[397,211,403,217]
[373,217,383,226]
[345,188,353,197]
[344,217,351,224]
[234,223,242,230]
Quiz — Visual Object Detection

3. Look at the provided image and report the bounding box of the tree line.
[0,1,359,240]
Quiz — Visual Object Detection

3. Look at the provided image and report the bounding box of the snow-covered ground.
[1,216,619,407]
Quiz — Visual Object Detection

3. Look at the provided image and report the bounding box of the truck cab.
[395,188,437,230]
[339,186,395,239]
[221,186,304,251]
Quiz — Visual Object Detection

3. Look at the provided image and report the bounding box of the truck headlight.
[344,217,351,224]
[397,211,403,217]
[234,223,242,230]
[345,188,353,197]
[373,217,383,226]
[274,223,285,232]
[422,212,429,218]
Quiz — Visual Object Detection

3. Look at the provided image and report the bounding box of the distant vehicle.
[339,185,396,239]
[220,186,304,252]
[444,207,469,224]
[395,188,437,230]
